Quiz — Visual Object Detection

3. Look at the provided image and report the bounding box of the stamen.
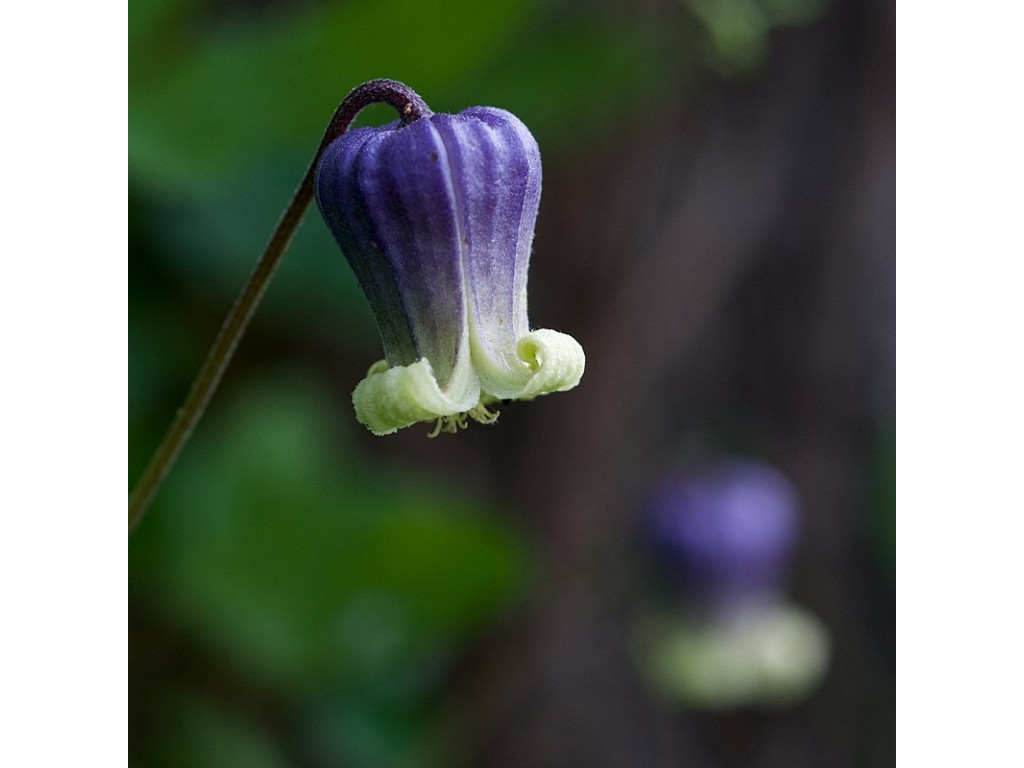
[426,402,499,437]
[469,402,500,425]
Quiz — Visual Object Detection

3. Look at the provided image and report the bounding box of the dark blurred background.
[129,0,895,764]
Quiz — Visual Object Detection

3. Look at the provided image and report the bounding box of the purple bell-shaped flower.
[315,94,584,435]
[640,458,830,708]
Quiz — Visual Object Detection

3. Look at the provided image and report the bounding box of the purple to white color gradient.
[314,103,583,435]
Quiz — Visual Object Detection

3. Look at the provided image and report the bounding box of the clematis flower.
[314,97,585,435]
[639,458,830,708]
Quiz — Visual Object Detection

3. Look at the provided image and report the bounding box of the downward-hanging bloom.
[639,458,830,708]
[315,93,585,435]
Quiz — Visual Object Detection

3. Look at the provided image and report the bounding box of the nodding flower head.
[647,458,800,607]
[314,90,585,435]
[640,459,829,708]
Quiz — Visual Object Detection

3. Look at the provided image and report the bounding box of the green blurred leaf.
[686,0,830,76]
[691,0,771,74]
[130,371,530,693]
[141,687,291,768]
[134,157,376,343]
[130,0,538,190]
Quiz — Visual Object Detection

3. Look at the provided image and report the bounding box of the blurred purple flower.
[315,104,584,435]
[648,458,800,606]
[640,458,829,707]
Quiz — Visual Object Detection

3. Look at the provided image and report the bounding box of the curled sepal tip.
[510,329,586,401]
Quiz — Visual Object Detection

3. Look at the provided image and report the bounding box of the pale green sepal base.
[639,603,830,709]
[352,330,584,436]
[352,357,480,436]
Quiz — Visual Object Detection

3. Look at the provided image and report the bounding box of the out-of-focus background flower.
[129,0,894,764]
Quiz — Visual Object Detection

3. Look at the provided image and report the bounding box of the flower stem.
[129,79,432,534]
